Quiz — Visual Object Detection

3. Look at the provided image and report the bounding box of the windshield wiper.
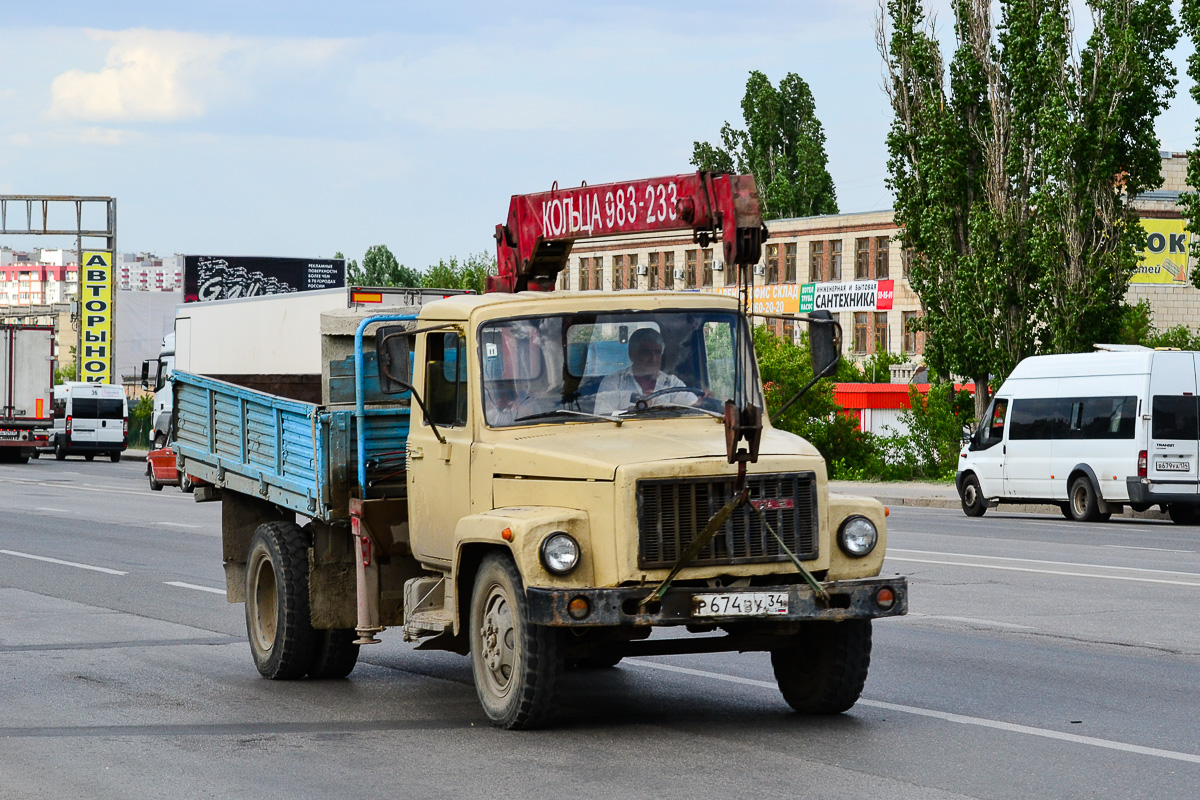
[616,402,723,420]
[513,408,624,426]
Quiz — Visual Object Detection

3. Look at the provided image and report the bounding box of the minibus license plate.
[1156,460,1190,472]
[693,592,789,617]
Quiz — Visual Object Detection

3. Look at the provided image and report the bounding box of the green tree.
[1179,0,1200,277]
[348,245,423,287]
[422,252,497,294]
[880,0,1177,419]
[692,71,838,219]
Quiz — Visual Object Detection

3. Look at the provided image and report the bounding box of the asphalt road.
[1,457,1198,799]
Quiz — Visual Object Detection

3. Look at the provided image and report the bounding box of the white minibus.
[50,381,128,462]
[956,347,1200,523]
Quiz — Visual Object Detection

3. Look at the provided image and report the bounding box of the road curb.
[872,495,1170,521]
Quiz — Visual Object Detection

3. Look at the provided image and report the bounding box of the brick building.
[562,153,1199,374]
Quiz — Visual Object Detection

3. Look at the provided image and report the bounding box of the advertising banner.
[1132,219,1191,284]
[799,279,894,313]
[80,251,114,383]
[183,255,345,302]
[712,283,800,316]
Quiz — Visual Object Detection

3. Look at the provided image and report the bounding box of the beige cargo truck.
[173,172,908,729]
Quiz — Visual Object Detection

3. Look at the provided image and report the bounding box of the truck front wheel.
[960,474,986,517]
[245,521,316,680]
[469,553,563,730]
[771,620,872,714]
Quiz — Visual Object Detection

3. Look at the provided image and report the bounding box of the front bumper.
[526,575,907,627]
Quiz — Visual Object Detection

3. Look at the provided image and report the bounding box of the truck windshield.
[479,310,762,427]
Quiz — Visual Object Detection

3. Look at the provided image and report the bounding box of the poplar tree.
[692,71,838,219]
[880,0,1176,418]
[1178,0,1200,277]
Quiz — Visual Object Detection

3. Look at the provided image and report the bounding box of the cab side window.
[973,398,1008,450]
[425,332,467,427]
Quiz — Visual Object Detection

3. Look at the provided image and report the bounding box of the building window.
[578,257,591,291]
[702,248,713,287]
[663,252,675,289]
[685,250,698,289]
[875,236,890,278]
[809,241,824,282]
[724,257,737,285]
[903,311,923,354]
[765,244,779,284]
[829,240,842,281]
[590,256,603,290]
[613,255,625,290]
[559,267,570,290]
[902,247,914,280]
[627,254,638,289]
[784,243,797,283]
[856,238,871,280]
[648,252,660,290]
[783,318,795,341]
[874,312,889,353]
[853,312,870,353]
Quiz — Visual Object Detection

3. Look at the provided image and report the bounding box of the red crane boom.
[489,172,766,293]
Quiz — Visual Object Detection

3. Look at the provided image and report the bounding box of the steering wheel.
[634,386,706,411]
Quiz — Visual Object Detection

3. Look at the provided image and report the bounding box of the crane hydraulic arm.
[489,172,766,293]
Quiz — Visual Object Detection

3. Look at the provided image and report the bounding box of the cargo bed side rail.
[173,370,328,517]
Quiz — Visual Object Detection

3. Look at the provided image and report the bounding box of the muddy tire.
[110,452,121,463]
[55,440,66,461]
[307,629,360,679]
[180,472,195,494]
[469,553,563,729]
[960,474,986,517]
[148,470,162,491]
[1068,476,1102,522]
[771,620,872,714]
[245,521,316,680]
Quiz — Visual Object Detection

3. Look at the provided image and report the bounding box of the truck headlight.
[540,532,580,575]
[837,516,877,557]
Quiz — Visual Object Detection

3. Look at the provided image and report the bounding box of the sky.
[1,1,1197,270]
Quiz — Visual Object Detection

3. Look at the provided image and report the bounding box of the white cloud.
[47,29,347,124]
[50,29,232,121]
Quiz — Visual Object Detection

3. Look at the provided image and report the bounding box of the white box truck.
[0,324,54,463]
[957,346,1200,523]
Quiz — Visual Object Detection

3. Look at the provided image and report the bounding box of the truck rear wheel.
[307,629,360,679]
[469,553,563,730]
[771,620,872,714]
[245,521,316,680]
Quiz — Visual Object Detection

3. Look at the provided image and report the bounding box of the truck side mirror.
[808,310,840,378]
[376,327,412,394]
[140,360,150,390]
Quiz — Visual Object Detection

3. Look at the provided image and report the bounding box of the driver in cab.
[593,328,704,416]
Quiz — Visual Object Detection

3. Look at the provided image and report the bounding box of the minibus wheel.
[1168,504,1197,525]
[1068,476,1103,522]
[960,474,986,517]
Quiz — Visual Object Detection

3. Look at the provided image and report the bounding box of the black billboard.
[183,255,345,303]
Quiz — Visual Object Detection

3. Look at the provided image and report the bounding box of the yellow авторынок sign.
[80,251,114,383]
[1133,218,1191,284]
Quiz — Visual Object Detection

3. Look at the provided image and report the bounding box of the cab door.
[967,397,1008,498]
[406,330,473,566]
[1147,352,1199,495]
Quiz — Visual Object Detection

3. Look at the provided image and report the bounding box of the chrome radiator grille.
[637,472,818,569]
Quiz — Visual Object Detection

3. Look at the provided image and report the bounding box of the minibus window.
[972,398,1008,450]
[1152,396,1200,441]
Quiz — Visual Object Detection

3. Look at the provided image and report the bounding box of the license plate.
[1156,461,1190,472]
[692,591,789,617]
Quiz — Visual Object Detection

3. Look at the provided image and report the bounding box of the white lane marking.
[160,522,202,529]
[626,659,1200,765]
[887,556,1200,588]
[906,613,1034,630]
[34,507,76,513]
[1104,545,1195,554]
[165,581,225,595]
[0,549,126,575]
[889,549,1200,578]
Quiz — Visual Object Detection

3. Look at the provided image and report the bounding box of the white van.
[957,347,1200,524]
[50,382,128,462]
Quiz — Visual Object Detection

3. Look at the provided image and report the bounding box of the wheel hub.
[478,589,515,689]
